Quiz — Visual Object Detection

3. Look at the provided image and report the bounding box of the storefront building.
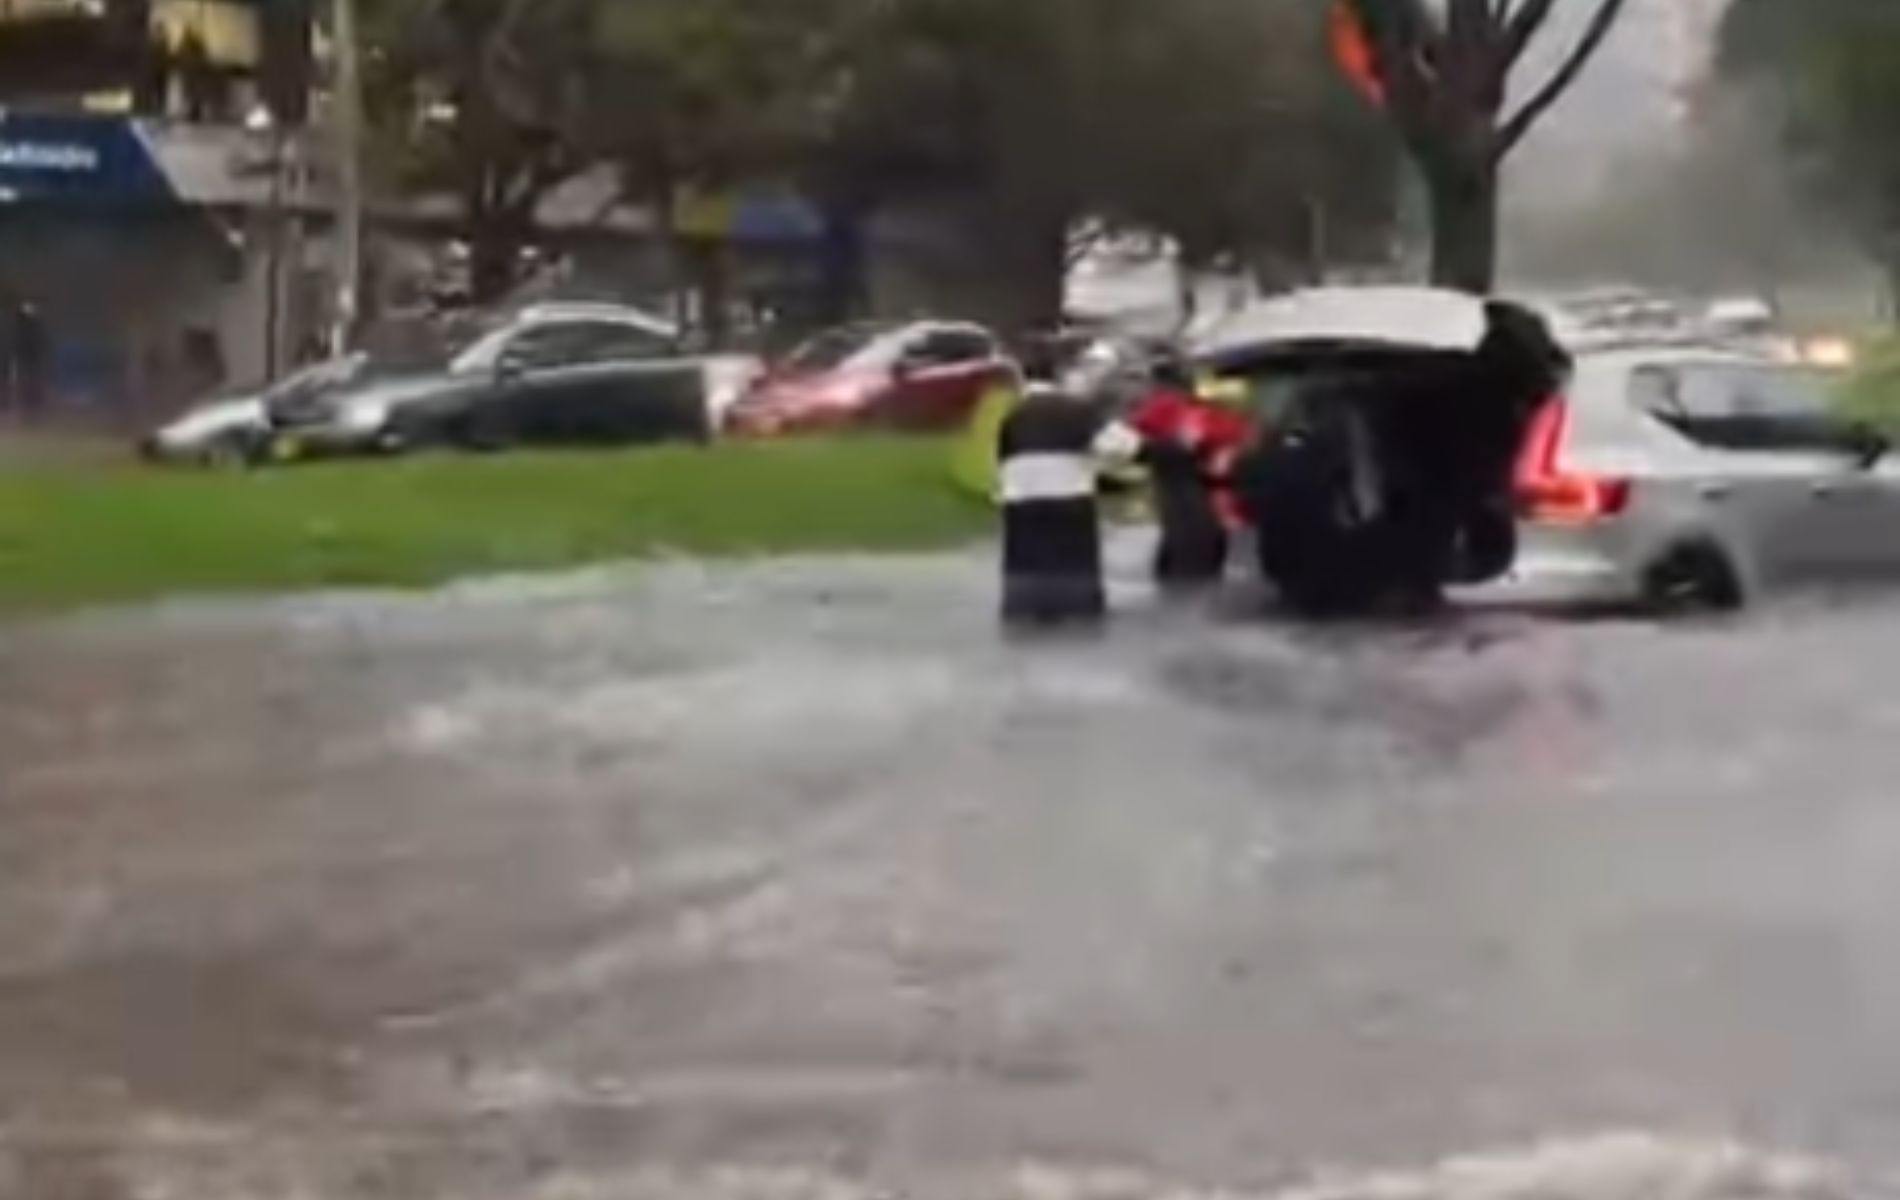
[0,0,325,423]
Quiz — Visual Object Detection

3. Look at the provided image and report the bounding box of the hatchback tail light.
[1515,397,1632,524]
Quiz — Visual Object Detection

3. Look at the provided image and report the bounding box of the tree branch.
[1499,0,1559,67]
[1494,0,1630,160]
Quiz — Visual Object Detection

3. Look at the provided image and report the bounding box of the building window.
[153,0,258,69]
[0,1,109,22]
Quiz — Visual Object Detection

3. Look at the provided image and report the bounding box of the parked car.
[727,320,1017,435]
[139,355,367,466]
[262,303,760,460]
[140,395,268,466]
[1491,346,1895,613]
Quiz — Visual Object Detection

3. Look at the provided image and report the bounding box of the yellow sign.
[674,187,737,239]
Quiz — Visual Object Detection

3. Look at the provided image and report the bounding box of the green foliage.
[585,0,851,199]
[1078,0,1398,270]
[361,0,605,298]
[358,0,1400,311]
[805,0,1400,316]
[1836,337,1900,433]
[0,441,986,613]
[1720,0,1900,276]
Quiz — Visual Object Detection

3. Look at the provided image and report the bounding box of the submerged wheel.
[1447,504,1518,585]
[1642,544,1744,615]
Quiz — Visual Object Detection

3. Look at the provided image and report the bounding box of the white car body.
[1489,345,1900,610]
[143,396,267,463]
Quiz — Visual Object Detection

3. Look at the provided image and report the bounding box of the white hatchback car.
[1497,344,1898,611]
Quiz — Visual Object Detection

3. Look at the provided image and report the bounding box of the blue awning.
[729,191,823,245]
[0,112,177,207]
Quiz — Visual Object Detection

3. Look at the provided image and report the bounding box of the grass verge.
[0,438,986,613]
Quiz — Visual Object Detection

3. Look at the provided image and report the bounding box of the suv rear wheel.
[1446,502,1518,585]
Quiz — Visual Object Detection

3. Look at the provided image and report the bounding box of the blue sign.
[731,191,824,245]
[0,112,176,206]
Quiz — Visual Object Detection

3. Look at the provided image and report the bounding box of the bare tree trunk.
[687,237,732,348]
[1004,212,1070,331]
[1426,159,1499,294]
[1349,0,1630,298]
[816,195,869,328]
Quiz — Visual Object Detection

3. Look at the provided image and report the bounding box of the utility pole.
[260,114,291,380]
[330,0,364,355]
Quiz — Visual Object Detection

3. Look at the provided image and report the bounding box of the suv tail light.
[1515,397,1632,525]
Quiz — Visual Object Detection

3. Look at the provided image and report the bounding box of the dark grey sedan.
[263,302,761,461]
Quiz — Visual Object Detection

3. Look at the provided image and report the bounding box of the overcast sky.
[1507,0,1730,211]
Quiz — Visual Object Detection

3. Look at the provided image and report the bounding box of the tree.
[817,0,1399,325]
[355,0,1401,326]
[581,0,853,335]
[363,0,601,302]
[362,0,865,319]
[1719,0,1900,306]
[1096,0,1398,286]
[1342,0,1632,292]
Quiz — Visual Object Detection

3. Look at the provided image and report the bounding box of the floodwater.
[3,545,1900,1198]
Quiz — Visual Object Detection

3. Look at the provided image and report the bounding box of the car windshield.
[784,324,899,372]
[260,353,372,403]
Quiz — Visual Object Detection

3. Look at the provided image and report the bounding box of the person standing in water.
[1119,359,1253,593]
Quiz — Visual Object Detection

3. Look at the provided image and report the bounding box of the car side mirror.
[495,351,528,382]
[892,355,918,380]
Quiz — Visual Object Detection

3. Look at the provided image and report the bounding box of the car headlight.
[1803,337,1857,369]
[341,403,389,434]
[703,359,763,421]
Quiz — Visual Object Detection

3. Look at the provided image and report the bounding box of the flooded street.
[5,548,1900,1198]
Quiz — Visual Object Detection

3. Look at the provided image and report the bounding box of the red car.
[728,321,1018,435]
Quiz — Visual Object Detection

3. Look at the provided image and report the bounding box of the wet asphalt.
[4,541,1900,1198]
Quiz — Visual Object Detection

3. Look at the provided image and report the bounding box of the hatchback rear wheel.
[1642,544,1744,615]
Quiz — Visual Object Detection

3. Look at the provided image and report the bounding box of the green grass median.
[0,438,987,613]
